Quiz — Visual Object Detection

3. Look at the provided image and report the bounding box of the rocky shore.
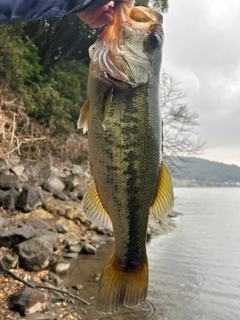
[0,154,178,319]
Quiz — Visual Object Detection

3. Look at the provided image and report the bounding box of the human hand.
[77,0,134,28]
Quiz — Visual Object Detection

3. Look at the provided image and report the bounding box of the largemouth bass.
[78,2,174,313]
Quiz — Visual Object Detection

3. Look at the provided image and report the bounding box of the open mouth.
[103,72,124,83]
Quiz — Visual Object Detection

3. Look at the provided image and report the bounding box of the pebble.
[72,284,83,291]
[62,252,79,259]
[57,225,68,233]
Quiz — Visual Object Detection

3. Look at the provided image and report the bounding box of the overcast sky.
[161,0,240,166]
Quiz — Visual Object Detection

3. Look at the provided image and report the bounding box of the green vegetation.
[0,0,171,162]
[0,16,93,134]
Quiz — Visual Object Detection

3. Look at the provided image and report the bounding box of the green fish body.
[78,3,174,313]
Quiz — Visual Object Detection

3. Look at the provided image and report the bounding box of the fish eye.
[149,33,161,48]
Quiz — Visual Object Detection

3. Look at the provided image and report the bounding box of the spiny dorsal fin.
[150,163,174,221]
[77,100,90,133]
[82,182,112,229]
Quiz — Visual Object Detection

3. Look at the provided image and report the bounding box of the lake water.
[64,188,240,319]
[148,188,240,320]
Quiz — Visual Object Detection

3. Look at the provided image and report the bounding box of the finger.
[88,11,114,28]
[77,5,110,25]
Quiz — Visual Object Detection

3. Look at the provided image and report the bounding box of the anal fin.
[150,163,174,221]
[82,182,112,229]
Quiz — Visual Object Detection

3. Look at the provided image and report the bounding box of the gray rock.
[62,252,79,259]
[46,175,65,193]
[12,311,22,318]
[0,225,36,248]
[82,243,96,255]
[0,188,20,212]
[54,190,69,201]
[26,216,52,231]
[0,159,7,173]
[64,191,78,201]
[2,253,19,269]
[63,175,82,191]
[16,185,45,212]
[70,165,83,175]
[0,247,8,261]
[51,260,70,275]
[0,175,20,190]
[47,272,63,287]
[24,163,41,181]
[10,164,25,177]
[15,236,54,271]
[34,229,59,250]
[0,215,10,231]
[57,225,68,234]
[41,180,54,193]
[64,237,79,247]
[8,152,21,166]
[72,284,83,291]
[69,244,82,253]
[8,286,47,316]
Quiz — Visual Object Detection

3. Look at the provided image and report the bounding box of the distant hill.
[164,156,240,187]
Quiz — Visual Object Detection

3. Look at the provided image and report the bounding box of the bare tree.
[161,71,206,175]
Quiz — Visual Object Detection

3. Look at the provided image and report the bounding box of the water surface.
[148,188,240,320]
[64,188,240,319]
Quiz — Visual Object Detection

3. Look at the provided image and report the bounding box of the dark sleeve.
[0,0,110,24]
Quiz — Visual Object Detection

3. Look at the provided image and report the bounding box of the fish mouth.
[89,3,163,87]
[103,72,124,84]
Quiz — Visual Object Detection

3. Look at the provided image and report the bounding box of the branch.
[0,260,90,306]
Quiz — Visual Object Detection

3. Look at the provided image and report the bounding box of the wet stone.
[69,244,82,253]
[82,243,96,255]
[72,284,83,291]
[47,272,63,287]
[62,252,79,259]
[51,260,70,275]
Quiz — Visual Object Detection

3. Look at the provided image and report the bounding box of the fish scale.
[78,2,174,313]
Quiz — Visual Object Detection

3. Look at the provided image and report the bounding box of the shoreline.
[0,154,180,319]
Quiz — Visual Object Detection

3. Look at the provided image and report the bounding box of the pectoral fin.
[150,163,174,221]
[77,100,90,133]
[82,182,112,229]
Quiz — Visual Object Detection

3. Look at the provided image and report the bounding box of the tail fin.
[95,253,148,313]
